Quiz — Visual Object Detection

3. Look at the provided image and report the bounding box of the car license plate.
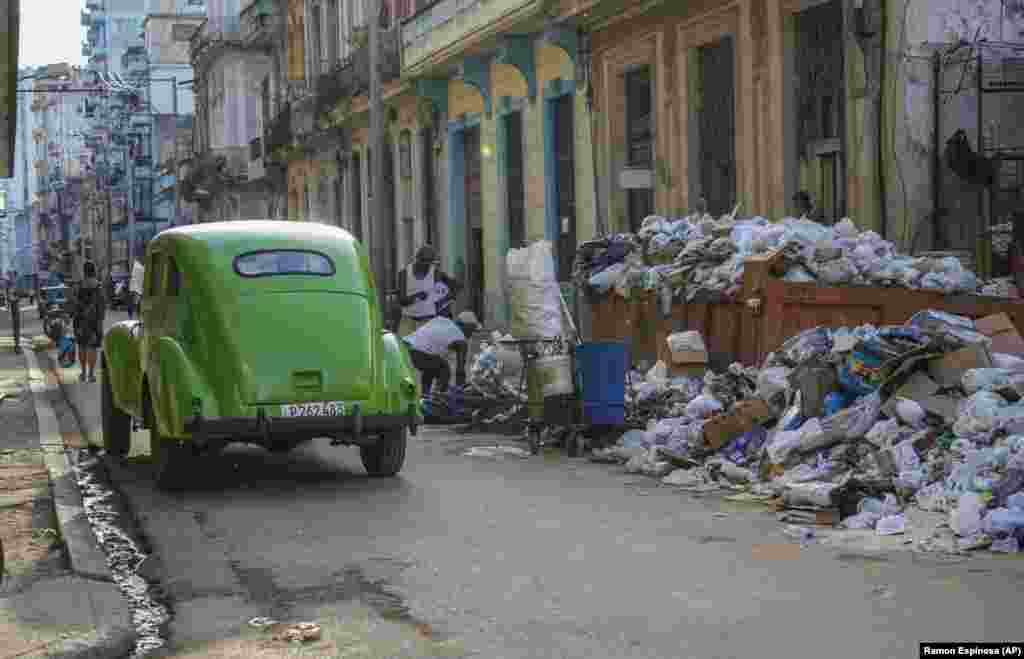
[280,401,346,418]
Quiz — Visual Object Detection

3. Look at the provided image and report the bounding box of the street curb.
[47,626,138,659]
[21,347,113,582]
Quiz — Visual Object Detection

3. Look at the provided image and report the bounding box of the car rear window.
[233,250,335,277]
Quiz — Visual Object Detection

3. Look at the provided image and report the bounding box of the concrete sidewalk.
[0,339,136,658]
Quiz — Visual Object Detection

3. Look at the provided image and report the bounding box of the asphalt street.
[6,304,1024,658]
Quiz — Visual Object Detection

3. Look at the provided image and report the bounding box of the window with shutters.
[625,66,653,168]
[310,3,323,77]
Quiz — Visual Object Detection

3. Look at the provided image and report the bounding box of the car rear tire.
[101,362,131,457]
[146,393,188,491]
[360,427,407,477]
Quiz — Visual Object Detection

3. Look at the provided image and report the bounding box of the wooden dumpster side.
[758,280,887,361]
[654,297,756,367]
[756,278,1024,360]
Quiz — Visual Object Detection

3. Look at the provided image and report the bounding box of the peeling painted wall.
[891,0,1024,253]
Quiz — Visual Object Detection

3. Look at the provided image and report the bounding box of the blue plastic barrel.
[575,341,629,426]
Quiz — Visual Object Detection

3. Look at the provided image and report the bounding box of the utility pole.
[368,0,391,308]
[171,76,179,227]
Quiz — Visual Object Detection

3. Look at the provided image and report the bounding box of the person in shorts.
[72,261,106,383]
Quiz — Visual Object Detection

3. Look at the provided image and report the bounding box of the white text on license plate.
[280,401,346,418]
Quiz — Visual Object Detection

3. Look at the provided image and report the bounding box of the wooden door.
[698,36,737,216]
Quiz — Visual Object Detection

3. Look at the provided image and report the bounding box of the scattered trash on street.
[463,445,532,459]
[275,622,323,644]
[591,307,1024,555]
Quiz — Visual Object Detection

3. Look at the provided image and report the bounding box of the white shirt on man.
[405,317,466,357]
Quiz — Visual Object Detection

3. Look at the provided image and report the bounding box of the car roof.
[156,221,357,250]
[149,221,372,294]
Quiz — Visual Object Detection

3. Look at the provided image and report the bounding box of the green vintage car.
[101,221,421,489]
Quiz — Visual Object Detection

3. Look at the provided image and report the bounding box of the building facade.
[174,0,1024,330]
[181,0,277,221]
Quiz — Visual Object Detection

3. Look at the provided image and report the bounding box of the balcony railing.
[241,0,277,46]
[190,16,243,60]
[402,0,538,67]
[315,29,400,118]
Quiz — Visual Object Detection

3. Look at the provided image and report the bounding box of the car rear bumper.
[183,404,419,442]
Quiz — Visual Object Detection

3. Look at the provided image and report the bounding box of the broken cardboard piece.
[776,508,841,527]
[927,343,994,389]
[671,349,708,366]
[702,398,775,451]
[741,249,787,296]
[976,313,1024,357]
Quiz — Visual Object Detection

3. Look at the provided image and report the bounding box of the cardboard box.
[670,363,708,379]
[976,313,1024,356]
[702,398,775,451]
[671,349,708,366]
[657,342,708,379]
[741,249,787,297]
[927,343,994,389]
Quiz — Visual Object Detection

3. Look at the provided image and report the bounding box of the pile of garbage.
[594,310,1024,554]
[421,334,528,429]
[574,213,1017,301]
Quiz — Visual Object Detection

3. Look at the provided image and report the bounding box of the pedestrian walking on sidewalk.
[128,260,144,320]
[6,279,20,353]
[403,311,479,394]
[71,261,105,383]
[397,245,460,338]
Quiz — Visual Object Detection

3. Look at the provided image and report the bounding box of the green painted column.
[524,98,546,242]
[480,114,503,327]
[573,88,597,242]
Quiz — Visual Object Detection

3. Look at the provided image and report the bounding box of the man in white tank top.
[404,311,480,394]
[397,246,460,338]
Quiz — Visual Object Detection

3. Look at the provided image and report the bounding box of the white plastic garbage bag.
[686,394,723,419]
[962,368,1024,396]
[894,398,927,428]
[756,367,791,401]
[507,241,564,339]
[994,353,1024,372]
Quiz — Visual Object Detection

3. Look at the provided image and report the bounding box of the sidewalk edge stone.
[22,348,112,582]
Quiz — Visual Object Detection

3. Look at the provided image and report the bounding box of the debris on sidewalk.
[275,621,323,643]
[593,310,1024,555]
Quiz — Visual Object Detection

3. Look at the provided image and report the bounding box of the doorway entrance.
[552,95,576,281]
[504,111,526,249]
[698,36,737,216]
[463,125,484,321]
